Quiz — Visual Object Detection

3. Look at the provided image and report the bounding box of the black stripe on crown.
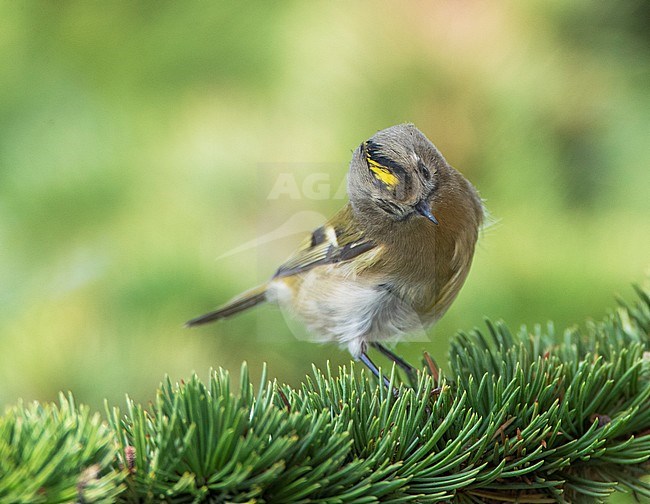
[364,140,406,175]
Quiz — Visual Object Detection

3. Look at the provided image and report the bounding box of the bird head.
[348,123,443,225]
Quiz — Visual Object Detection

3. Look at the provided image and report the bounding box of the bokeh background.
[1,3,649,498]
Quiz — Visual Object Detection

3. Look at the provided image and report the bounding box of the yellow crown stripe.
[367,158,399,187]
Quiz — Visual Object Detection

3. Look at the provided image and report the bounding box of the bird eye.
[418,160,431,179]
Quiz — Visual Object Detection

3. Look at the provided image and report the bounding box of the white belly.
[267,266,427,357]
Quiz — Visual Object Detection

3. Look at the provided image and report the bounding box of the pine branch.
[0,393,124,503]
[2,285,649,503]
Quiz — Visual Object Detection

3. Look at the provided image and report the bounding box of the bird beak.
[415,199,439,225]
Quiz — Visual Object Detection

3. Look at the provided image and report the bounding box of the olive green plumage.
[188,124,483,374]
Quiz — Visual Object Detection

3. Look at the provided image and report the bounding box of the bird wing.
[273,204,377,278]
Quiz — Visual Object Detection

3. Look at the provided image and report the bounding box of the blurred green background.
[0,2,649,497]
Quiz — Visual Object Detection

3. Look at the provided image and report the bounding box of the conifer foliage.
[2,287,649,503]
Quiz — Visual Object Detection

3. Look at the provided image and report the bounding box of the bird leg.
[359,352,395,392]
[370,343,417,383]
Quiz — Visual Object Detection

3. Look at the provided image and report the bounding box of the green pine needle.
[0,393,124,503]
[2,285,649,503]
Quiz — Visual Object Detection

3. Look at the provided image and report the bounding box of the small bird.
[187,124,484,383]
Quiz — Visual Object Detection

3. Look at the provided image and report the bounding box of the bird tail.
[185,285,268,327]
